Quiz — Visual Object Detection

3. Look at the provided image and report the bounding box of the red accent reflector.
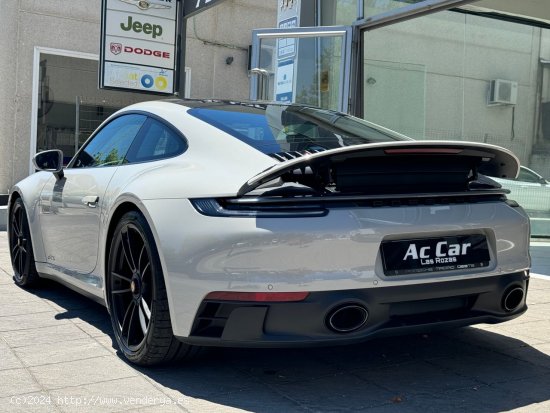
[205,291,309,302]
[384,148,463,155]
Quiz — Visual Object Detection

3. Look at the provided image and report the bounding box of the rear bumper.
[179,271,529,347]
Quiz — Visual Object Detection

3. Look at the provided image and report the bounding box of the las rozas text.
[420,256,457,266]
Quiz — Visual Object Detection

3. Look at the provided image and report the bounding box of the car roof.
[163,98,289,111]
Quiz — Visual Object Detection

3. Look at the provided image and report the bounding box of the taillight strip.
[205,291,310,302]
[384,148,463,154]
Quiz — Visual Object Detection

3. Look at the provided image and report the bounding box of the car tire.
[107,211,199,366]
[9,198,40,288]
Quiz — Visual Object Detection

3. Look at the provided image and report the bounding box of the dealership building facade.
[1,0,550,233]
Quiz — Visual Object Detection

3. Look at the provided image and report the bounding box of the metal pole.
[176,1,186,97]
[75,96,80,154]
[349,26,363,117]
[250,69,269,100]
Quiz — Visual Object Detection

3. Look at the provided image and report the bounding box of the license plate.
[381,234,490,276]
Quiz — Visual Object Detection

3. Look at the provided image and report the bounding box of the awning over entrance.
[474,0,550,26]
[354,0,550,31]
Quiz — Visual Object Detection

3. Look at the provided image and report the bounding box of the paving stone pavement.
[0,231,549,413]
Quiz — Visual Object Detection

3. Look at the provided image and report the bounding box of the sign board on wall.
[100,0,179,94]
[275,0,300,103]
[277,17,297,59]
[275,59,294,103]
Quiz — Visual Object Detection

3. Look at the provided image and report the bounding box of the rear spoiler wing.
[238,141,519,197]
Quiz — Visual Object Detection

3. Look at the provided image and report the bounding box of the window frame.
[67,111,188,169]
[67,113,147,169]
[125,115,189,165]
[516,166,546,184]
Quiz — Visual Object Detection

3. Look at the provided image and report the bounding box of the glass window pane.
[322,1,474,25]
[361,10,550,236]
[321,0,359,26]
[36,54,157,165]
[73,114,146,168]
[517,167,542,183]
[364,0,425,16]
[188,104,404,155]
[127,119,186,163]
[256,35,344,111]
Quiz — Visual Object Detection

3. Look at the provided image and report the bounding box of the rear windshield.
[188,104,407,154]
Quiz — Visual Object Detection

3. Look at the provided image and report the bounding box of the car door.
[39,114,147,274]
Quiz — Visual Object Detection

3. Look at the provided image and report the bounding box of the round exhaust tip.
[502,287,525,312]
[327,304,368,333]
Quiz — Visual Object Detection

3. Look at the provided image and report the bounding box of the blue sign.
[277,17,298,60]
[275,59,294,103]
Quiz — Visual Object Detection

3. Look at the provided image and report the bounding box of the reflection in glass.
[321,0,358,26]
[364,0,427,18]
[36,54,153,165]
[361,10,550,235]
[256,36,344,111]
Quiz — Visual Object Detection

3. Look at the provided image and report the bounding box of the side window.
[517,168,540,183]
[126,118,186,163]
[72,114,147,168]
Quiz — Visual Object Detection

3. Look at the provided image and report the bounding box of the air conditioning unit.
[488,79,518,105]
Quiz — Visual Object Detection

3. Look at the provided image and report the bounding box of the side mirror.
[33,150,64,179]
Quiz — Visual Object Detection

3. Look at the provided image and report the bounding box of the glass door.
[250,27,352,113]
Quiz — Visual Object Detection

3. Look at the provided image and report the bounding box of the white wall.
[185,0,276,99]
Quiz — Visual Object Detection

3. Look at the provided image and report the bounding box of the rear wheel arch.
[104,202,198,365]
[103,202,168,307]
[9,191,22,205]
[105,203,141,274]
[8,191,22,221]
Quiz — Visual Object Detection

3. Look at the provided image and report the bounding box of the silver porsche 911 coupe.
[8,99,530,366]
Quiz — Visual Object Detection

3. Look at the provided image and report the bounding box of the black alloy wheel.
[9,198,39,287]
[107,211,198,366]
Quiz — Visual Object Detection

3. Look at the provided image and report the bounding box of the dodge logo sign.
[109,43,171,59]
[123,46,170,59]
[110,43,122,55]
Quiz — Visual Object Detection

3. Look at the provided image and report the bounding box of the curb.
[0,206,6,231]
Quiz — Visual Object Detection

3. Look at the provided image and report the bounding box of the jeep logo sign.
[120,16,163,39]
[106,10,175,42]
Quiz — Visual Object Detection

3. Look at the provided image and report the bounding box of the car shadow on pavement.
[133,332,550,412]
[28,278,114,337]
[28,279,550,412]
